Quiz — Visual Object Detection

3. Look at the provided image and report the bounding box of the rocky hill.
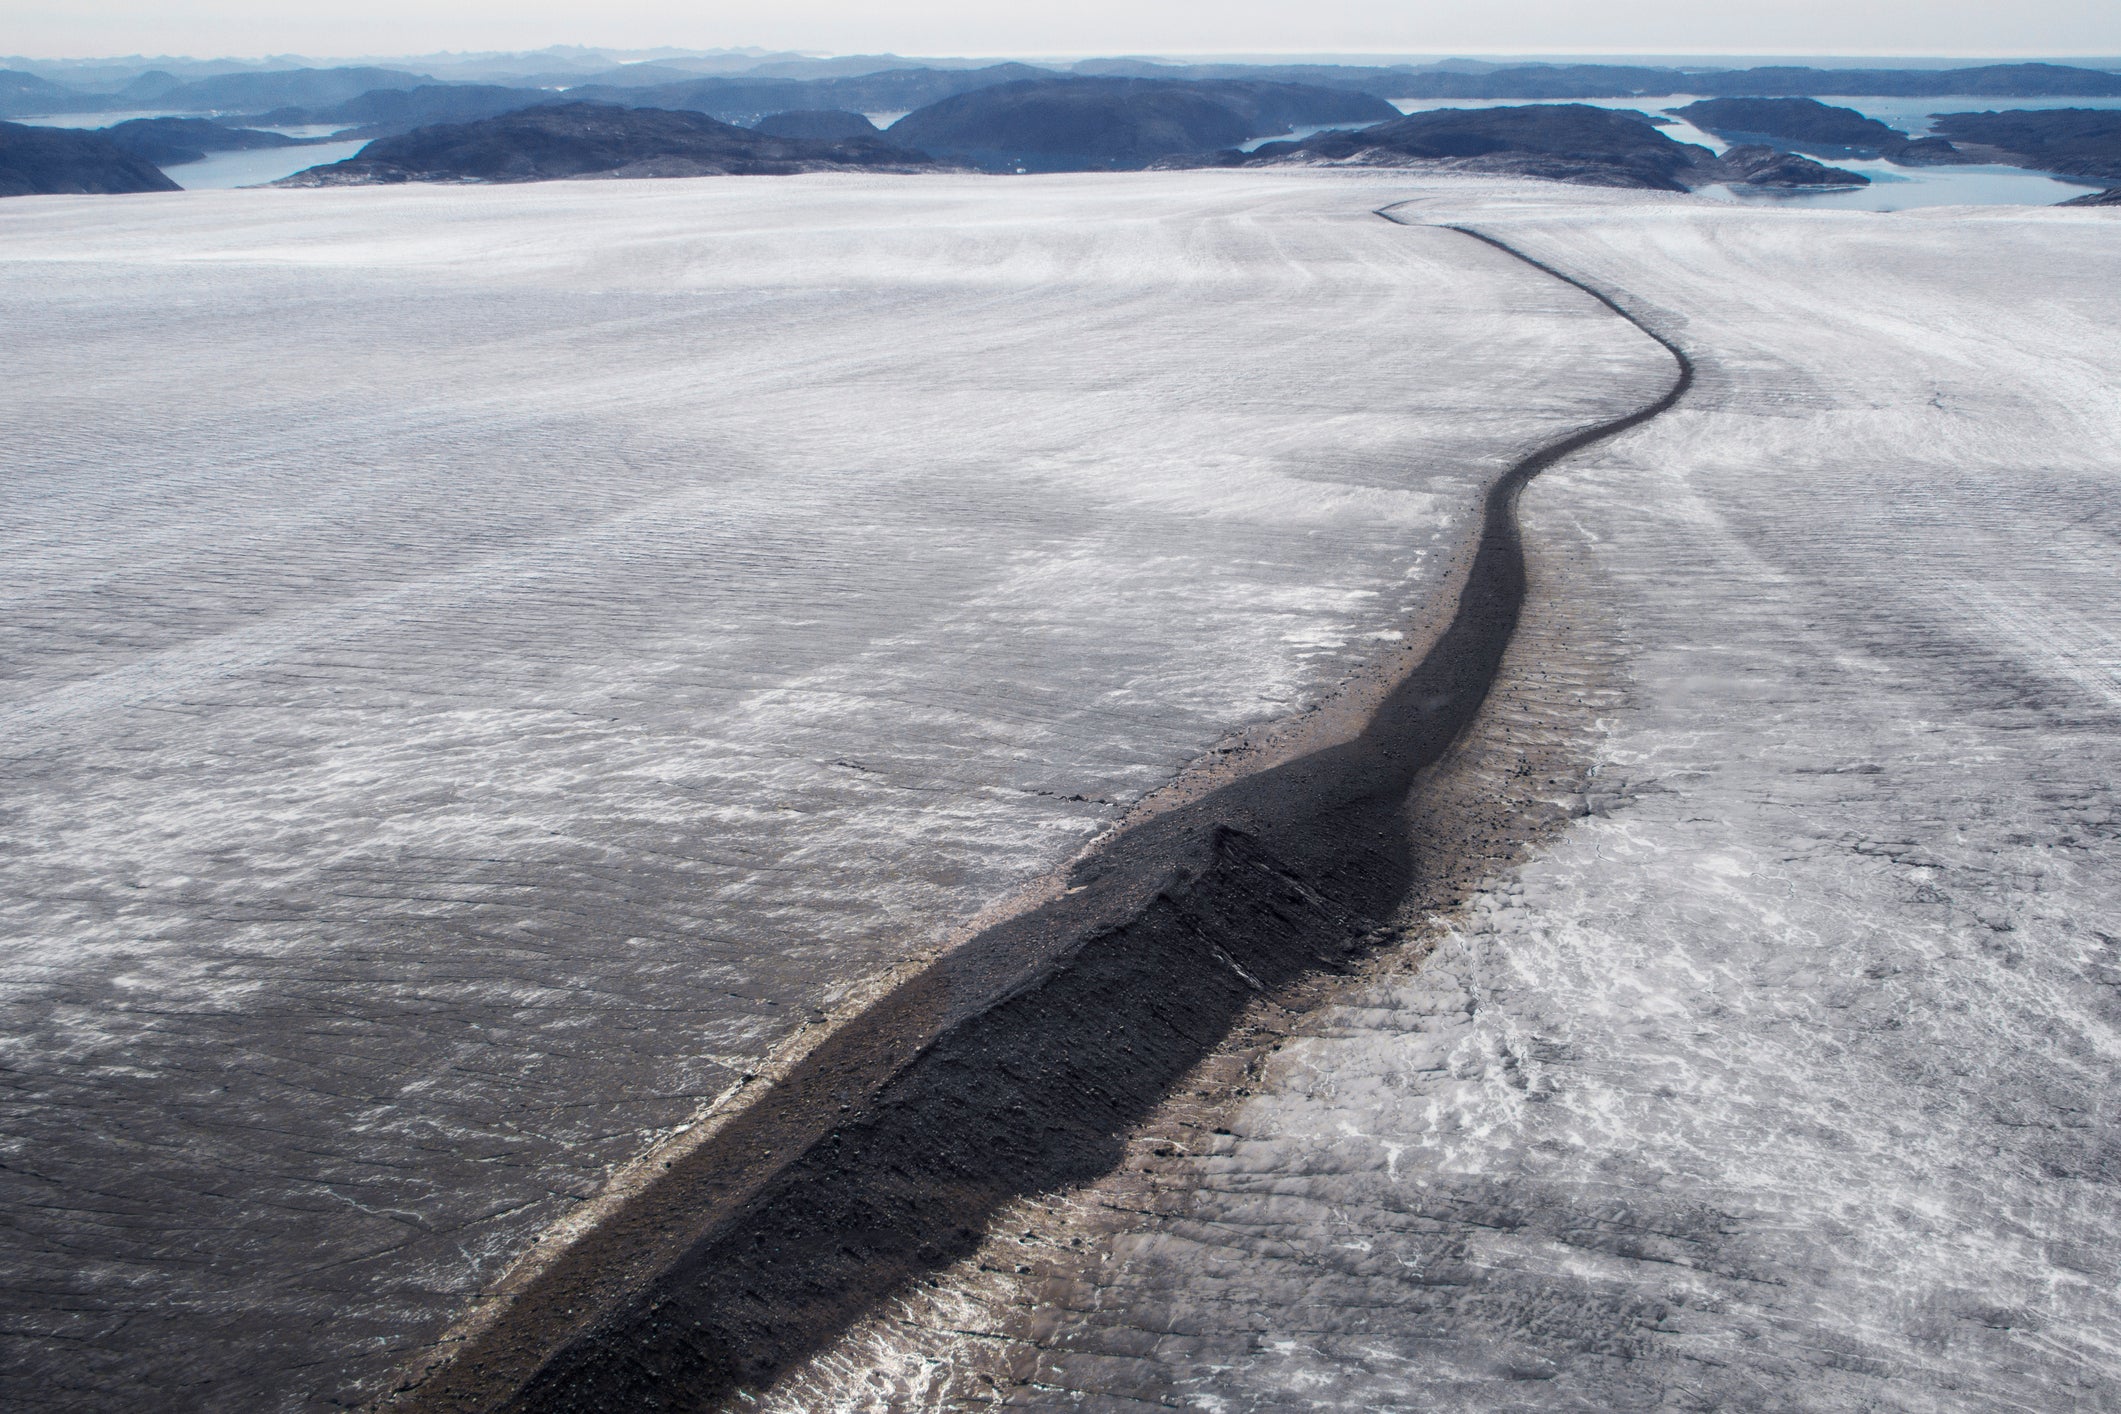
[565,63,1058,127]
[0,68,88,117]
[150,65,437,112]
[1196,104,1866,191]
[0,120,181,196]
[1671,96,1964,165]
[97,116,308,167]
[887,77,1396,171]
[1676,96,1904,148]
[751,109,882,140]
[278,102,942,185]
[252,84,561,138]
[1931,108,2121,182]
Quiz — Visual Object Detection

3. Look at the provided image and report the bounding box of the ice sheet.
[857,191,2121,1410]
[0,172,1670,1410]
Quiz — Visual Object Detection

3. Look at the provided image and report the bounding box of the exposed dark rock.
[0,119,181,196]
[1067,59,2121,103]
[1188,105,1869,191]
[97,116,306,168]
[565,63,1060,127]
[1672,98,1968,169]
[278,102,942,186]
[114,69,181,101]
[1189,79,1400,135]
[887,77,1396,171]
[1931,108,2121,182]
[1890,136,1968,165]
[1691,62,2121,99]
[1702,143,1870,187]
[0,68,89,117]
[2058,186,2121,205]
[1192,104,1706,190]
[150,65,437,113]
[890,80,1244,170]
[1674,97,1906,151]
[270,84,563,138]
[751,109,881,141]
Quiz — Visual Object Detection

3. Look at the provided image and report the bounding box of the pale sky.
[9,0,2121,62]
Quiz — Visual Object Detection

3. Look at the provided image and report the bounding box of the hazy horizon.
[10,47,2121,79]
[9,0,2121,65]
[12,48,2121,67]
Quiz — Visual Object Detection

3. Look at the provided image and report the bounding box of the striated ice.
[850,189,2121,1412]
[0,172,1670,1409]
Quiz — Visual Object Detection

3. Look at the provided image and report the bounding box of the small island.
[279,102,945,185]
[1671,96,1966,164]
[885,77,1398,171]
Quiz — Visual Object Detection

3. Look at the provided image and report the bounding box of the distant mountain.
[564,63,1062,124]
[1193,104,1866,191]
[115,69,182,100]
[1195,80,1402,135]
[0,120,181,195]
[153,66,436,112]
[751,109,882,140]
[1931,109,2121,181]
[526,63,715,90]
[279,102,944,184]
[1675,97,1908,149]
[2058,186,2121,205]
[888,78,1398,170]
[1391,61,2121,100]
[268,83,563,137]
[740,54,1014,79]
[1696,62,2121,98]
[98,116,307,166]
[0,68,92,117]
[1062,59,2121,102]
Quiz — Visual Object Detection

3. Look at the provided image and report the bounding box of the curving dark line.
[388,215,1693,1414]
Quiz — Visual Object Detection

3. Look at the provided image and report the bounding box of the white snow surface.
[0,173,1671,1410]
[858,192,2121,1411]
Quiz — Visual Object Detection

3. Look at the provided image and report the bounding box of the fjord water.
[1704,158,2101,209]
[0,173,1672,1410]
[8,111,366,187]
[160,139,367,188]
